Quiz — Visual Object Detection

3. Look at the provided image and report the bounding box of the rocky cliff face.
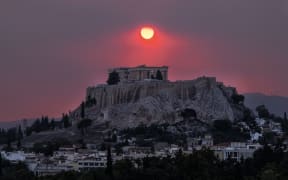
[71,77,247,129]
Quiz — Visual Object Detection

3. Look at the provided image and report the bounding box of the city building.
[34,162,74,177]
[77,157,107,171]
[1,151,26,164]
[122,146,152,155]
[212,142,262,161]
[187,134,214,150]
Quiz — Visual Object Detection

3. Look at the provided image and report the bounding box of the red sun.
[140,27,155,40]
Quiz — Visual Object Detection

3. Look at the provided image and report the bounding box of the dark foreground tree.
[256,105,270,119]
[77,119,92,135]
[213,120,232,131]
[232,94,245,104]
[18,126,23,140]
[80,102,85,119]
[107,71,120,85]
[0,152,2,176]
[62,113,71,128]
[17,137,21,149]
[106,145,113,179]
[181,108,197,119]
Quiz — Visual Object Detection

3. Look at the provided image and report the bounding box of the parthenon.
[108,65,168,83]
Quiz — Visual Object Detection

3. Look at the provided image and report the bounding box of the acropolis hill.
[70,65,249,129]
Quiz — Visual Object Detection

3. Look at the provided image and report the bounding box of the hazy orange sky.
[0,0,288,121]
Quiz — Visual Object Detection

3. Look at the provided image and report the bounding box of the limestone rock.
[71,77,246,129]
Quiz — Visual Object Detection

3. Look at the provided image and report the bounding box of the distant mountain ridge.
[0,118,49,129]
[0,120,23,129]
[244,93,288,117]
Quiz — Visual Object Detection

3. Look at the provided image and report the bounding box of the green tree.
[113,159,134,179]
[81,102,85,119]
[25,127,32,136]
[111,134,117,142]
[62,113,71,128]
[86,95,97,107]
[232,94,245,104]
[156,70,163,80]
[32,119,41,133]
[6,135,12,151]
[107,71,120,85]
[77,119,92,135]
[17,137,21,149]
[50,119,56,130]
[40,116,49,131]
[0,152,2,176]
[181,108,197,119]
[32,139,71,157]
[256,105,270,119]
[106,145,113,179]
[284,112,287,121]
[213,120,232,131]
[18,126,23,140]
[259,164,280,180]
[260,132,278,145]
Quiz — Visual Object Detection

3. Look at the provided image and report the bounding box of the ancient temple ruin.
[108,65,168,83]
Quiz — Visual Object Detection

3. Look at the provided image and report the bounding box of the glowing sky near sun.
[0,0,288,121]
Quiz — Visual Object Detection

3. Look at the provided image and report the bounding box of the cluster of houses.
[255,118,283,135]
[2,116,287,177]
[1,147,108,176]
[1,136,263,177]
